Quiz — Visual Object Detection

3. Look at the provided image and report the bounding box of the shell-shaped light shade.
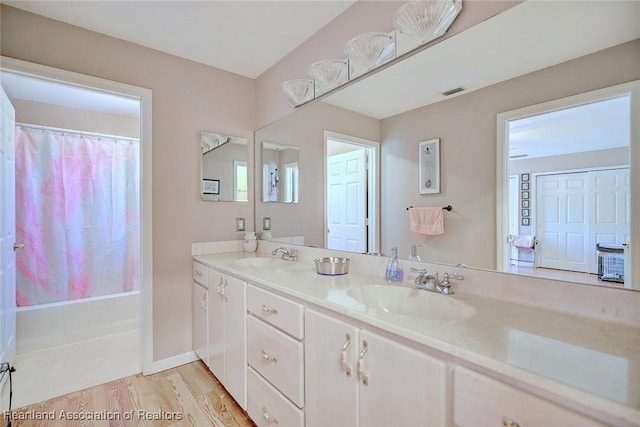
[393,0,463,44]
[308,59,349,95]
[280,79,314,107]
[344,32,396,72]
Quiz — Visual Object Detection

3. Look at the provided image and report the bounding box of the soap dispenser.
[385,247,404,283]
[408,244,422,262]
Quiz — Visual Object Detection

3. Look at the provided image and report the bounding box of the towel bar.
[406,205,452,211]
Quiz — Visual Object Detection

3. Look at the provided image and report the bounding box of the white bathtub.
[16,291,140,353]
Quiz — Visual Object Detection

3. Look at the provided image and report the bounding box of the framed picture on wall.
[521,173,530,182]
[522,209,530,217]
[418,138,441,195]
[521,182,529,191]
[522,200,529,209]
[522,191,529,200]
[202,179,220,195]
[521,218,530,226]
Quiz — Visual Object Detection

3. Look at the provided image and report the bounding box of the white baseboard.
[146,351,199,375]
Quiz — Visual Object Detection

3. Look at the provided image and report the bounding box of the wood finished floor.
[4,361,255,427]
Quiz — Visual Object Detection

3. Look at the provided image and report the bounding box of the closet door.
[536,173,589,272]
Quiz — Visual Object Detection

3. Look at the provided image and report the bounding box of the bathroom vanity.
[192,241,639,427]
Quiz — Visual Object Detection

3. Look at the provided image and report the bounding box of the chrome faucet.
[412,269,464,295]
[271,247,298,261]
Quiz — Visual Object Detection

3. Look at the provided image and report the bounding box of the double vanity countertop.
[193,248,640,426]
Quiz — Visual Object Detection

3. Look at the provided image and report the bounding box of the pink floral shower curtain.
[15,126,140,306]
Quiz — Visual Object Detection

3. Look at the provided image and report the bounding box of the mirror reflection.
[502,92,631,288]
[200,132,248,202]
[254,1,639,291]
[262,142,299,203]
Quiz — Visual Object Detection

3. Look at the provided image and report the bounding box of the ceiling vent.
[441,87,465,96]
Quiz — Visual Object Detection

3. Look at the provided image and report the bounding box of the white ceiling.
[4,0,355,79]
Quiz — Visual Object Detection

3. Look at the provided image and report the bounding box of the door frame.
[324,131,380,253]
[0,57,154,374]
[496,80,639,289]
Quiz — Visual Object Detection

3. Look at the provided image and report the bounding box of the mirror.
[254,1,639,290]
[200,132,248,202]
[262,142,300,203]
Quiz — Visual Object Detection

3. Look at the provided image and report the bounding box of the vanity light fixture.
[393,0,463,45]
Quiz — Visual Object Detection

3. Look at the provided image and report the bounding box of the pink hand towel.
[409,207,444,235]
[509,235,535,249]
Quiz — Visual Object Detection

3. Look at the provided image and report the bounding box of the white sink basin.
[347,285,476,322]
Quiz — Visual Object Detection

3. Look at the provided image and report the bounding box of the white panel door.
[0,87,16,382]
[536,173,589,272]
[588,168,630,273]
[327,149,366,253]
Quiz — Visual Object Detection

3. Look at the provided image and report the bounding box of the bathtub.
[16,291,140,353]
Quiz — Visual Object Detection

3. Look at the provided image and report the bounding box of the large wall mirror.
[261,142,299,203]
[201,132,248,202]
[254,1,639,290]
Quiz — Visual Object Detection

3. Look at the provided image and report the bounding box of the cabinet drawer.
[192,261,208,287]
[247,285,304,339]
[454,367,607,427]
[247,367,304,427]
[247,315,304,407]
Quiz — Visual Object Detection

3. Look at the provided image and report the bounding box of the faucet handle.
[411,268,427,274]
[443,272,464,281]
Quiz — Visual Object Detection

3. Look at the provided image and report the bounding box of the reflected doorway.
[324,132,379,254]
[498,83,636,289]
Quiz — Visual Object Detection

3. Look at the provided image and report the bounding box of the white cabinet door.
[208,269,225,379]
[358,330,447,427]
[224,275,247,410]
[305,309,446,427]
[305,310,358,427]
[192,282,208,365]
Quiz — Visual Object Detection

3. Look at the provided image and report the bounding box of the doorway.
[0,57,153,406]
[324,131,379,254]
[497,81,638,289]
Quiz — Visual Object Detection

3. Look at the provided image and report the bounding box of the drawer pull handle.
[262,304,278,315]
[357,340,368,385]
[341,333,352,376]
[262,406,278,424]
[261,349,278,364]
[502,417,520,427]
[201,292,207,309]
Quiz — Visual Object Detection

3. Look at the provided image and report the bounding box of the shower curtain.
[15,126,140,306]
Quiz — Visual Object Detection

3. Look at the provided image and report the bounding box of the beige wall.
[1,5,255,361]
[380,39,640,268]
[254,1,519,129]
[12,99,139,138]
[255,102,380,247]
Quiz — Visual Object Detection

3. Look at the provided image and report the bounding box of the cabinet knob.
[262,406,279,424]
[262,304,278,316]
[357,340,369,385]
[502,416,521,427]
[341,333,352,376]
[261,349,278,364]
